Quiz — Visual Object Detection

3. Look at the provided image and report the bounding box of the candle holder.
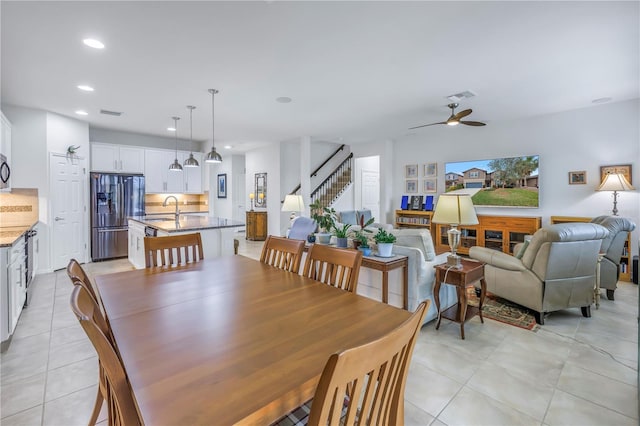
[249,193,255,211]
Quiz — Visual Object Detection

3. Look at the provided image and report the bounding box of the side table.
[361,255,409,310]
[434,258,486,339]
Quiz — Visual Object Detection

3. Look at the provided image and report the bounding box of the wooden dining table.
[96,255,411,425]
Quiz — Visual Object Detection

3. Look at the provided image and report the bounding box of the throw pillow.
[515,240,530,259]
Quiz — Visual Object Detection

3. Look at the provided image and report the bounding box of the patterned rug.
[467,289,539,332]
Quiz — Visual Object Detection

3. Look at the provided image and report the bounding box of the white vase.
[377,242,393,257]
[316,233,332,244]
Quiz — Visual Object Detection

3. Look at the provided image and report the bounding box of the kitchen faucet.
[163,195,180,219]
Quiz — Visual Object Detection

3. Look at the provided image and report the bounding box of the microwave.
[0,153,10,190]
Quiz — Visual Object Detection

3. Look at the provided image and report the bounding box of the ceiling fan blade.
[453,109,472,120]
[460,120,486,126]
[408,122,446,130]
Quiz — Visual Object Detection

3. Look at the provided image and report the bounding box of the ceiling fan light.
[447,120,459,126]
[205,147,222,163]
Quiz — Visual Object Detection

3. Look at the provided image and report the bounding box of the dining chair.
[302,244,363,293]
[307,300,429,425]
[144,232,204,268]
[260,235,306,273]
[66,259,105,312]
[70,285,142,426]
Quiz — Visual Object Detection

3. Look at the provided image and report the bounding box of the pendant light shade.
[205,88,222,163]
[183,105,199,168]
[168,116,183,172]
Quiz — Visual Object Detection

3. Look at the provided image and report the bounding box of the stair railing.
[310,153,353,208]
[288,144,346,196]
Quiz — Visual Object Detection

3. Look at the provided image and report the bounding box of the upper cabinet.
[91,143,145,174]
[144,149,203,194]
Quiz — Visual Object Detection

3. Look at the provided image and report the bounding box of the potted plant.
[309,200,336,244]
[354,233,372,256]
[373,228,396,257]
[333,223,351,248]
[352,212,375,250]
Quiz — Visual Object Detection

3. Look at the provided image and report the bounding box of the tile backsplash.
[0,188,39,227]
[145,193,208,215]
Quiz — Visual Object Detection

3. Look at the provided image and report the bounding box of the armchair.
[287,216,317,241]
[590,216,636,300]
[469,223,609,325]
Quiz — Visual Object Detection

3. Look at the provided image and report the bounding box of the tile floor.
[1,239,638,425]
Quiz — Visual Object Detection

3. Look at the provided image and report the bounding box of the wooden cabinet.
[395,210,433,233]
[550,215,632,282]
[435,215,541,255]
[246,211,267,241]
[91,143,144,173]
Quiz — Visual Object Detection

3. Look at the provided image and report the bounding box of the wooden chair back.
[302,244,363,292]
[144,233,204,268]
[66,258,106,314]
[259,235,305,273]
[70,285,142,426]
[308,301,429,426]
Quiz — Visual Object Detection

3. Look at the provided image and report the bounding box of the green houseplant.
[333,223,351,248]
[309,200,336,244]
[373,228,396,257]
[352,212,375,252]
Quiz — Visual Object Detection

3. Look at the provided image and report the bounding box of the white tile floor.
[1,239,638,425]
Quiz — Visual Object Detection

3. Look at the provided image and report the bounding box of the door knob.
[54,217,64,221]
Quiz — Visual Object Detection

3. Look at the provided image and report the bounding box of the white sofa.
[356,228,457,325]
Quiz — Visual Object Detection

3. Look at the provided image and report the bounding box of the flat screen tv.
[444,155,539,208]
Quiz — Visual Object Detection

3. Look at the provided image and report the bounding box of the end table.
[434,258,486,339]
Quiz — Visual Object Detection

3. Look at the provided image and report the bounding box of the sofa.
[336,209,393,232]
[356,228,456,325]
[469,222,609,324]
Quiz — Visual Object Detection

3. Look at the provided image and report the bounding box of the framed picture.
[424,163,437,178]
[423,178,437,193]
[568,171,586,185]
[409,195,423,211]
[405,164,418,179]
[217,173,227,198]
[405,179,418,193]
[255,172,267,207]
[600,164,632,185]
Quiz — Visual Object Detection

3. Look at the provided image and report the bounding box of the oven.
[24,228,37,306]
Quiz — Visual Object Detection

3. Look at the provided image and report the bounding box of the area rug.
[467,289,539,332]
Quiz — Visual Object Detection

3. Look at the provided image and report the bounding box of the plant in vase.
[351,212,375,251]
[373,228,396,257]
[354,233,372,256]
[309,200,336,244]
[333,223,352,248]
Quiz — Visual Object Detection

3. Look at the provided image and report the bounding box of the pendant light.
[183,105,199,167]
[205,88,222,163]
[168,116,183,172]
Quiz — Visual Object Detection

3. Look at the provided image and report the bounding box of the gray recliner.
[287,216,317,241]
[590,216,636,300]
[469,223,609,325]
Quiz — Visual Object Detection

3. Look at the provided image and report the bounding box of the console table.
[361,255,409,310]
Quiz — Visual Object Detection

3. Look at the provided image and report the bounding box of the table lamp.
[281,194,305,223]
[249,193,255,211]
[432,193,479,268]
[596,172,635,216]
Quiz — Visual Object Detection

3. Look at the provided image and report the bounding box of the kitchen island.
[128,215,245,269]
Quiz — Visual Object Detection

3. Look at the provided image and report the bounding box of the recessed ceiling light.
[75,110,88,116]
[224,145,232,149]
[83,38,104,49]
[77,85,94,92]
[167,127,176,132]
[592,97,612,104]
[276,97,292,103]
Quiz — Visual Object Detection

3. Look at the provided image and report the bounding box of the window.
[469,171,479,178]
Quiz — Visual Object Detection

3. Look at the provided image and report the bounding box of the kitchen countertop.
[0,223,37,247]
[128,215,245,233]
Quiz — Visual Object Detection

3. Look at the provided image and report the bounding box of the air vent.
[446,90,477,102]
[100,109,123,116]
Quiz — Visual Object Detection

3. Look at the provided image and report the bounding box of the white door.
[232,171,246,222]
[361,170,380,221]
[50,153,87,270]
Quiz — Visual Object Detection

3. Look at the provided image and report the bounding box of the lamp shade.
[282,194,305,212]
[432,194,479,225]
[597,173,635,192]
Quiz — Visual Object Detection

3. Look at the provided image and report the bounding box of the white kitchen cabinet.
[128,219,146,269]
[144,149,202,194]
[1,111,12,192]
[91,143,145,173]
[1,237,26,343]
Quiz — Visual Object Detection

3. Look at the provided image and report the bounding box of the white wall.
[90,127,203,152]
[246,143,281,235]
[389,99,639,258]
[207,154,245,220]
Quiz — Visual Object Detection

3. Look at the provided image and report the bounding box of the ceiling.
[2,1,638,153]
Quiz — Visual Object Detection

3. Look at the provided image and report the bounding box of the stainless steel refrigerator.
[91,173,145,261]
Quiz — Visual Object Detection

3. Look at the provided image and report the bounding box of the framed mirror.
[255,173,267,208]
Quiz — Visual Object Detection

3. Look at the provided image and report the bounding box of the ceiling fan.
[409,103,486,129]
